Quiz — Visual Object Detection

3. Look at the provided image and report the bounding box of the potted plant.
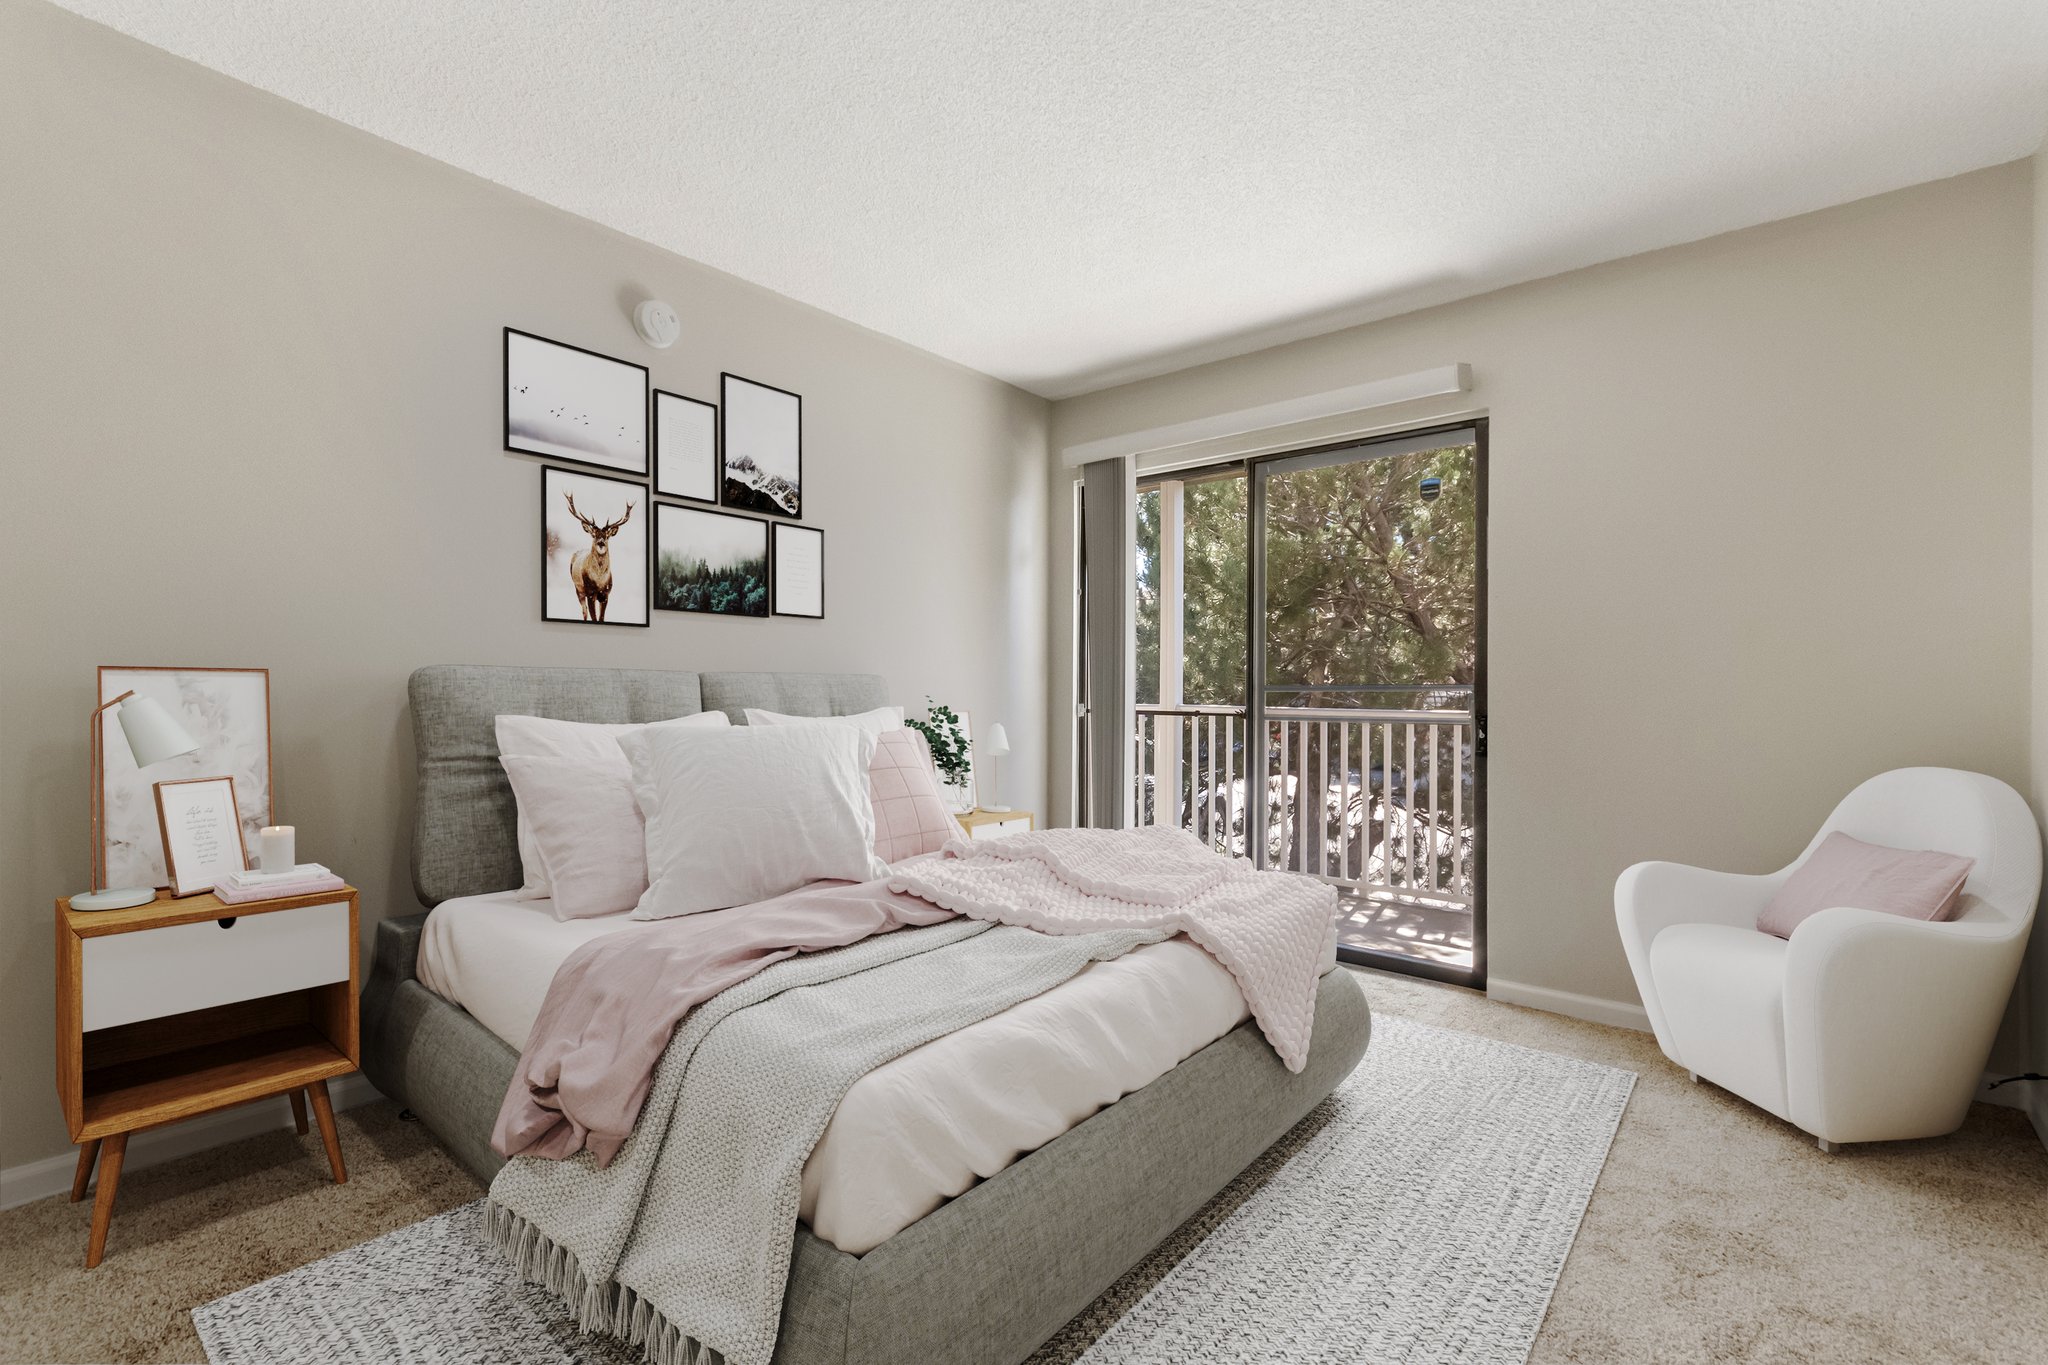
[907,697,974,812]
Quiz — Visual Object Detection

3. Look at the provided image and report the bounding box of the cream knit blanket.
[888,826,1339,1072]
[485,917,1160,1365]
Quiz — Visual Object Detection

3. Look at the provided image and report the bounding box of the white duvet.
[418,890,1250,1253]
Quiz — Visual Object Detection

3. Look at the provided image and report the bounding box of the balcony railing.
[1134,697,1474,909]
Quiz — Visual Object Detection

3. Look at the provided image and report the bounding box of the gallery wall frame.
[542,465,652,627]
[771,522,825,619]
[505,328,650,477]
[720,372,802,520]
[654,502,771,618]
[654,389,720,505]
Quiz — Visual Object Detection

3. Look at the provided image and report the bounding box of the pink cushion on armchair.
[869,729,959,864]
[1756,831,1974,939]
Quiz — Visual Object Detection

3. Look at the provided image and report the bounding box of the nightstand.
[54,885,360,1268]
[956,808,1036,840]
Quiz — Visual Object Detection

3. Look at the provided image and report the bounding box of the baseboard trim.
[1488,977,1651,1032]
[0,1073,384,1211]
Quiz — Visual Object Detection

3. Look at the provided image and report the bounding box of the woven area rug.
[194,1015,1632,1365]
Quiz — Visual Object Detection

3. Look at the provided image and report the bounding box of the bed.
[361,664,1372,1365]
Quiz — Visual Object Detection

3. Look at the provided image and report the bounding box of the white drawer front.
[969,817,1032,841]
[82,901,351,1031]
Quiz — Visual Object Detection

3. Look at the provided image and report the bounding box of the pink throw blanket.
[887,827,1338,1071]
[493,880,954,1165]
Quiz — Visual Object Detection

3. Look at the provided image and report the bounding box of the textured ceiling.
[51,1,2048,398]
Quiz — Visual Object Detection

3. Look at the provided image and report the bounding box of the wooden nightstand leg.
[289,1089,309,1135]
[306,1080,346,1184]
[70,1139,101,1202]
[84,1133,126,1269]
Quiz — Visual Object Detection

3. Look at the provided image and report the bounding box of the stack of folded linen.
[215,862,347,904]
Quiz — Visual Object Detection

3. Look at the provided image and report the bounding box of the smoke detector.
[633,299,681,349]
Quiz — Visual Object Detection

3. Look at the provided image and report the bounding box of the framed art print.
[153,775,249,897]
[655,503,769,617]
[98,666,271,890]
[543,465,650,626]
[505,328,649,476]
[772,523,824,618]
[720,373,801,518]
[654,390,719,504]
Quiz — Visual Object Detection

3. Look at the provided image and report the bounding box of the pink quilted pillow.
[869,729,958,864]
[1755,831,1974,939]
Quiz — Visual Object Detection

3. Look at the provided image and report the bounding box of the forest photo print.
[655,503,769,617]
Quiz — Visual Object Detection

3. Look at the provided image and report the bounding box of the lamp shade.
[983,723,1010,758]
[116,695,199,768]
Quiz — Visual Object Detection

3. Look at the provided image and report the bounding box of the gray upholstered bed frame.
[361,665,1371,1365]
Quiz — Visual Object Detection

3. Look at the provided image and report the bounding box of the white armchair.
[1616,767,2040,1150]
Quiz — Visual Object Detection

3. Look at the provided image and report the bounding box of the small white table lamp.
[981,722,1012,813]
[76,691,199,911]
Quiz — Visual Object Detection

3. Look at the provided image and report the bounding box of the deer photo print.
[720,372,801,518]
[542,466,650,626]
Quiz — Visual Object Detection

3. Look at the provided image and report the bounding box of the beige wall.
[0,3,1049,1171]
[1052,165,2035,1016]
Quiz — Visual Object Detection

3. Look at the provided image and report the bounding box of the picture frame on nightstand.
[152,775,248,897]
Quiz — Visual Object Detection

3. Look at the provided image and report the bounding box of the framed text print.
[153,775,249,897]
[654,390,719,504]
[772,523,824,619]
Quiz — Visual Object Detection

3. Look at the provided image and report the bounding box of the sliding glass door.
[1250,424,1485,985]
[1125,422,1486,986]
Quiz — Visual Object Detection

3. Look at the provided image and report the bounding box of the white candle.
[259,825,296,874]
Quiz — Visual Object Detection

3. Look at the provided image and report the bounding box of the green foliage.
[655,552,768,617]
[1136,445,1475,706]
[906,697,971,785]
[1265,445,1475,693]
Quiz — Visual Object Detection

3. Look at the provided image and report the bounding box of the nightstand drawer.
[968,815,1033,840]
[81,901,352,1031]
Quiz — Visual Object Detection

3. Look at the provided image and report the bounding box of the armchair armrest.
[1783,903,2031,1143]
[1615,861,1784,1051]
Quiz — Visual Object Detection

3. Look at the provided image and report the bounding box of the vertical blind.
[1080,457,1134,828]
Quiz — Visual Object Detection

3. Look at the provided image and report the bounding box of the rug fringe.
[482,1199,727,1365]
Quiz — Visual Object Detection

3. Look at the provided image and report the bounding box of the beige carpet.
[4,968,2045,1364]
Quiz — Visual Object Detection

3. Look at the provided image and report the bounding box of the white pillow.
[498,754,647,920]
[742,704,904,734]
[495,710,729,898]
[622,725,888,919]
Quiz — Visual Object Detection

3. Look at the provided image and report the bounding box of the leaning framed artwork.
[654,390,719,504]
[720,373,802,518]
[655,503,769,617]
[98,666,272,890]
[542,465,650,626]
[153,775,249,897]
[504,328,649,476]
[771,523,824,619]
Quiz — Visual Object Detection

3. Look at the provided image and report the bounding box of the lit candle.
[259,825,296,874]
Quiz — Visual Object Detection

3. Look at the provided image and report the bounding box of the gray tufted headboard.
[407,665,890,906]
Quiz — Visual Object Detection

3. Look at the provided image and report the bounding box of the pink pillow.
[1756,831,1974,939]
[498,753,648,920]
[869,729,958,864]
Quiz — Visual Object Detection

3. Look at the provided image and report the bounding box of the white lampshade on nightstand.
[981,723,1012,812]
[75,692,199,911]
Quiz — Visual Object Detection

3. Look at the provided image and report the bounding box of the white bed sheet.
[417,889,1249,1254]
